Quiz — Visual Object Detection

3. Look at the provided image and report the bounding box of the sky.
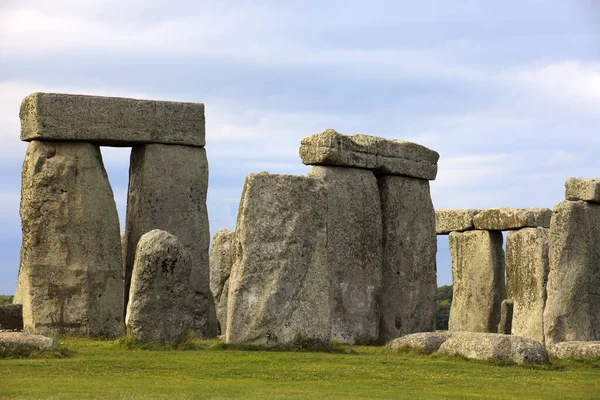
[1,0,600,295]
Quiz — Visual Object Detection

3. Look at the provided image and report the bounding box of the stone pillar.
[497,299,514,334]
[209,229,235,336]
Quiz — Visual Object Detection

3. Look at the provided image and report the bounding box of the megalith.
[435,209,481,235]
[497,299,514,335]
[473,208,552,231]
[209,229,235,335]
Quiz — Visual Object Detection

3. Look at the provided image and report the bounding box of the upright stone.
[544,200,600,344]
[209,229,235,336]
[18,141,123,337]
[378,176,437,342]
[448,230,506,333]
[308,166,382,344]
[497,299,514,335]
[506,227,549,343]
[226,173,330,346]
[125,144,216,337]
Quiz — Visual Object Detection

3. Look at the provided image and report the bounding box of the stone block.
[386,332,452,355]
[435,209,481,235]
[565,178,600,203]
[0,332,56,351]
[548,341,600,359]
[0,305,23,331]
[473,208,552,230]
[497,299,513,335]
[209,229,235,336]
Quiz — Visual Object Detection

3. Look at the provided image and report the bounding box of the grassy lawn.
[1,338,599,399]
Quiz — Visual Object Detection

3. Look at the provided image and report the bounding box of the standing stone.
[544,200,600,344]
[378,176,437,342]
[126,230,193,344]
[124,144,217,337]
[448,230,506,333]
[17,141,123,337]
[209,229,235,336]
[308,166,382,344]
[0,304,23,331]
[497,299,514,335]
[506,227,549,343]
[226,173,330,346]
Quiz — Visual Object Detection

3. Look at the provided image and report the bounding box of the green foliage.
[436,285,453,330]
[0,295,14,305]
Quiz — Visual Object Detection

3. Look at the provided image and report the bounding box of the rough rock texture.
[126,230,193,344]
[20,92,205,147]
[226,173,330,346]
[544,200,600,344]
[506,227,549,343]
[0,305,23,331]
[209,229,235,335]
[387,332,452,355]
[473,208,552,230]
[548,341,600,359]
[497,300,513,335]
[378,175,437,342]
[299,129,439,180]
[435,209,481,235]
[448,230,506,333]
[0,332,56,351]
[565,178,600,203]
[308,166,382,344]
[438,332,548,364]
[124,143,216,337]
[17,140,124,337]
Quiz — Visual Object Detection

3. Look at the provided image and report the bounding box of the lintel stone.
[435,209,481,234]
[565,178,600,203]
[473,208,552,230]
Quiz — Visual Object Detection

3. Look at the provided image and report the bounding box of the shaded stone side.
[448,230,506,333]
[18,141,124,337]
[209,229,235,336]
[308,166,382,344]
[226,173,330,346]
[0,304,23,331]
[473,208,552,231]
[435,209,481,235]
[378,176,437,342]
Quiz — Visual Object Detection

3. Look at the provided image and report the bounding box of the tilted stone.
[565,177,600,203]
[126,230,193,345]
[548,341,600,359]
[124,144,217,337]
[378,176,437,342]
[497,299,514,335]
[387,332,452,355]
[209,229,235,336]
[0,305,23,331]
[435,209,481,235]
[544,200,600,344]
[473,208,552,230]
[226,173,330,346]
[506,227,549,343]
[308,166,382,344]
[0,332,56,352]
[17,141,124,337]
[20,92,205,147]
[299,129,439,180]
[448,230,506,333]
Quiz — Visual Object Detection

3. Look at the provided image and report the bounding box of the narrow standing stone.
[209,229,235,336]
[497,299,514,335]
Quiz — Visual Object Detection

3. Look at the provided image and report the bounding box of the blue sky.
[1,0,600,294]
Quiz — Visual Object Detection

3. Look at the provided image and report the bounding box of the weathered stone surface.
[0,332,56,351]
[544,200,600,344]
[448,230,506,333]
[506,227,549,343]
[209,229,234,336]
[497,300,513,335]
[20,93,205,147]
[387,332,452,355]
[548,341,600,359]
[18,140,124,337]
[565,178,600,203]
[299,129,439,180]
[435,209,481,235]
[378,176,437,342]
[124,144,216,337]
[473,208,552,230]
[226,173,330,346]
[126,230,193,344]
[438,332,548,364]
[308,166,382,344]
[0,305,23,331]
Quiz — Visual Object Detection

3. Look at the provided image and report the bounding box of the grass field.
[1,338,600,399]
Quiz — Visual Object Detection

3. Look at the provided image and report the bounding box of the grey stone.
[497,300,513,335]
[438,332,548,364]
[473,208,552,230]
[124,144,216,337]
[544,200,600,344]
[435,209,481,235]
[209,229,235,335]
[506,227,549,343]
[20,92,205,147]
[448,230,506,333]
[548,341,600,359]
[226,173,330,346]
[126,230,193,344]
[565,178,600,203]
[17,140,124,337]
[0,305,23,331]
[387,332,452,355]
[378,175,437,342]
[299,129,439,180]
[0,332,56,351]
[308,166,382,344]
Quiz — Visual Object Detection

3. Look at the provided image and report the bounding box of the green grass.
[0,338,599,399]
